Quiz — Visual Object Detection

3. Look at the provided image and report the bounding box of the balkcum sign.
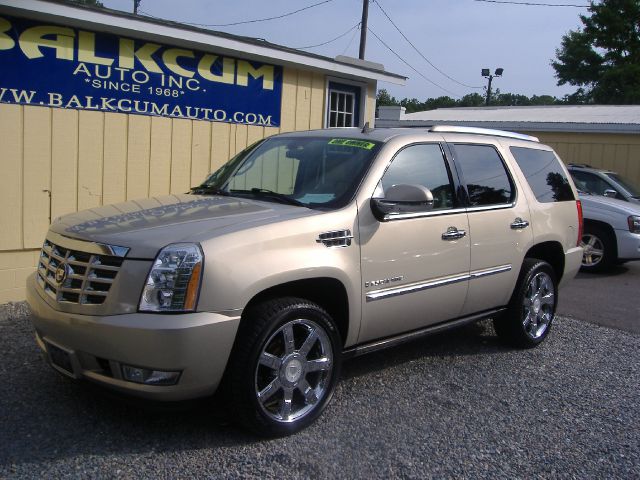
[0,15,283,126]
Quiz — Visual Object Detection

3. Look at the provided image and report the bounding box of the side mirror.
[603,189,618,199]
[371,184,434,221]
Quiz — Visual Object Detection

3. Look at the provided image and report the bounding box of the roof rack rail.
[429,125,539,143]
[567,163,592,168]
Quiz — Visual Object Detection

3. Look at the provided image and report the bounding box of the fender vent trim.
[316,230,353,248]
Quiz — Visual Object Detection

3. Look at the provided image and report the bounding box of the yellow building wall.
[524,131,640,186]
[0,67,375,303]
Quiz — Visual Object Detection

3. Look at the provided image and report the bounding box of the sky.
[99,0,588,101]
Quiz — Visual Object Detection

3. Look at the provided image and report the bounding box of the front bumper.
[26,273,241,401]
[616,229,640,261]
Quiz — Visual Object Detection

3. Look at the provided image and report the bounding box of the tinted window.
[570,170,617,197]
[605,172,640,197]
[510,147,575,203]
[380,144,455,210]
[452,144,514,206]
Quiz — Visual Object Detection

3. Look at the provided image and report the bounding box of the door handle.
[441,226,466,241]
[510,217,530,229]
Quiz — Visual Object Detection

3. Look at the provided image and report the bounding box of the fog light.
[121,365,181,386]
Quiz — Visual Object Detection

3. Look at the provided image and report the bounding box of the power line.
[372,0,483,89]
[177,0,337,27]
[367,27,462,97]
[473,0,589,6]
[292,22,361,49]
[342,23,361,55]
[140,0,336,28]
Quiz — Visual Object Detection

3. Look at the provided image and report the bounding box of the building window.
[327,81,362,127]
[329,90,355,127]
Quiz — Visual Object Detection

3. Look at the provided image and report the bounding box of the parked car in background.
[577,192,640,272]
[568,164,640,204]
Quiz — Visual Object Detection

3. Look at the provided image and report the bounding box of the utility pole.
[133,0,141,14]
[486,75,494,105]
[482,68,503,106]
[358,0,369,60]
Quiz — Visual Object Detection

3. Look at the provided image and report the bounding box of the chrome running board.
[343,308,506,358]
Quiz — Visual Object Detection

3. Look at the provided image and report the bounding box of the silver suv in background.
[567,164,640,271]
[568,164,640,204]
[27,126,583,436]
[576,193,640,272]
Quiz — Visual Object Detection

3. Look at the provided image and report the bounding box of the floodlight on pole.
[482,67,503,106]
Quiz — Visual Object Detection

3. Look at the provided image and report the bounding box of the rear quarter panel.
[499,139,582,285]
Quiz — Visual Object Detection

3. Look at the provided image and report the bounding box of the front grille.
[37,239,124,305]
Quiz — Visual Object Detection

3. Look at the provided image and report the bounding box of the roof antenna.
[361,122,373,134]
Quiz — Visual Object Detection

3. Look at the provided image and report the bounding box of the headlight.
[139,243,203,312]
[629,216,640,234]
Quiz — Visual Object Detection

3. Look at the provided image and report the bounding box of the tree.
[376,89,400,107]
[458,93,485,107]
[552,0,640,104]
[400,97,425,113]
[375,90,570,113]
[423,96,457,110]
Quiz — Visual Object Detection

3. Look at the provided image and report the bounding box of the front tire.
[494,259,557,348]
[580,225,614,272]
[226,297,341,436]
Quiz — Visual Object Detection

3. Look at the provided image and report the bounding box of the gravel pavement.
[1,302,638,479]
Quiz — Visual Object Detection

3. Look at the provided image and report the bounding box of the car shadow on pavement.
[0,314,508,468]
[341,319,508,381]
[575,264,630,278]
[0,315,262,469]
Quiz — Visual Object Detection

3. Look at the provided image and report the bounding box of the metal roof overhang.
[375,119,640,135]
[0,0,406,85]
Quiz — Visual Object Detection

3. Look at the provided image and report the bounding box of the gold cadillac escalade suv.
[27,126,584,436]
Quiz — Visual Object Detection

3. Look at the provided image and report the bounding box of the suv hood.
[50,194,315,258]
[579,193,640,216]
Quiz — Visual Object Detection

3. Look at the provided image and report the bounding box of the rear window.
[510,147,575,203]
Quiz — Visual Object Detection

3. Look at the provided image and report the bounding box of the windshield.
[605,173,640,198]
[194,136,382,209]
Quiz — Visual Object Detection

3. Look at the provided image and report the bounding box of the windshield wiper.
[229,188,307,207]
[190,185,229,195]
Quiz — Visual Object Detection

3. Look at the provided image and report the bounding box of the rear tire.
[494,259,557,348]
[225,297,341,437]
[580,225,615,272]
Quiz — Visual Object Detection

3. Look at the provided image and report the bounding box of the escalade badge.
[365,276,404,288]
[55,263,69,285]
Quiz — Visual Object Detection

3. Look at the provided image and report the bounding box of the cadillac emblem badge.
[55,263,69,285]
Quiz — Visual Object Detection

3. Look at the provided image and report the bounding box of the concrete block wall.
[0,250,40,304]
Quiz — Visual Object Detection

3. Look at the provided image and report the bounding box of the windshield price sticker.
[328,139,376,150]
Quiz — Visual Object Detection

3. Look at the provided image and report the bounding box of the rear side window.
[510,147,575,203]
[451,144,515,207]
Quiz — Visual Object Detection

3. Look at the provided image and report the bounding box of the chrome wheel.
[580,233,604,267]
[255,319,333,423]
[522,271,555,339]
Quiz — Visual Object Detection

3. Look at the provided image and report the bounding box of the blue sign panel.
[0,15,282,126]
